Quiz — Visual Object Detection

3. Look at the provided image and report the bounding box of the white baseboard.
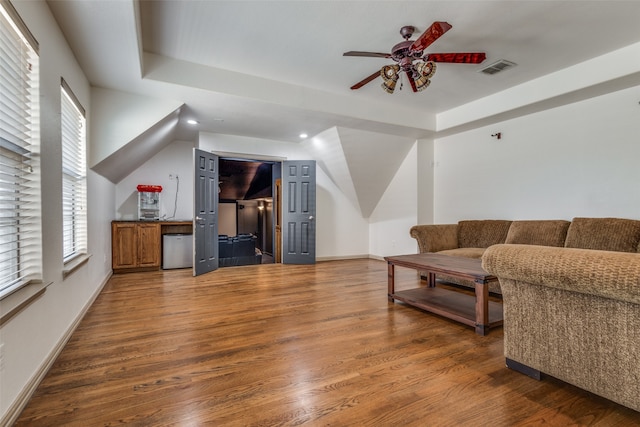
[316,254,370,262]
[1,271,112,427]
[316,255,388,262]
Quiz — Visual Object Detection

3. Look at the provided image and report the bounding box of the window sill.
[0,281,48,326]
[62,253,91,278]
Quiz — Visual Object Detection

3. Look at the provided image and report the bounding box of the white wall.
[115,140,195,220]
[368,143,419,258]
[416,138,435,225]
[199,132,370,259]
[315,165,370,259]
[434,85,640,223]
[1,2,114,423]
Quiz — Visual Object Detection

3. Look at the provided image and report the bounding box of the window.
[0,0,41,299]
[61,80,87,262]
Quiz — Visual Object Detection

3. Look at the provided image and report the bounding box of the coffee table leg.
[387,262,395,302]
[427,272,436,288]
[475,280,489,335]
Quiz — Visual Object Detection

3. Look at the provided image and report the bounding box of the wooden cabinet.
[112,222,161,272]
[111,221,192,273]
[137,223,161,267]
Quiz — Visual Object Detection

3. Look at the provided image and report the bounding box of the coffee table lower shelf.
[389,287,503,330]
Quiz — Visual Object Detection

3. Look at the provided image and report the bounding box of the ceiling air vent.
[478,59,517,75]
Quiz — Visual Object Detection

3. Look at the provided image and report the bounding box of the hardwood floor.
[15,259,640,426]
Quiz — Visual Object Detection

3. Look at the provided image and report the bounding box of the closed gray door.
[282,160,316,264]
[193,149,218,275]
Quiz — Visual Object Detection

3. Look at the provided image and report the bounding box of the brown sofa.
[478,217,640,413]
[413,217,640,412]
[409,219,571,292]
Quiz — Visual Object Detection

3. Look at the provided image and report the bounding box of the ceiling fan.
[344,21,486,93]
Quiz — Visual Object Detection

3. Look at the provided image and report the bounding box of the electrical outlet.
[169,174,174,180]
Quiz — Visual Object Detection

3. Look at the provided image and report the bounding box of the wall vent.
[478,59,517,75]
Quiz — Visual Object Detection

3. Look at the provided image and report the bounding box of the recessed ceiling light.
[299,133,308,139]
[187,119,198,125]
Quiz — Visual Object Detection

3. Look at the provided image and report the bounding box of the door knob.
[195,216,204,221]
[309,215,314,220]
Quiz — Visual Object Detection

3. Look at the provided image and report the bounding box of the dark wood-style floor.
[15,259,640,426]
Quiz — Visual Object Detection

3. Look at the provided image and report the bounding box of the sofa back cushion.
[457,220,512,248]
[565,217,640,253]
[505,220,571,247]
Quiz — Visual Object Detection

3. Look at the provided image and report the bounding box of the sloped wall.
[368,143,419,258]
[90,87,183,168]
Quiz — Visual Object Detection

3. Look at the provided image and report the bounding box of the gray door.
[193,149,218,275]
[282,160,316,264]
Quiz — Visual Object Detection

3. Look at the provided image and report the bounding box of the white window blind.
[61,80,87,262]
[0,0,42,299]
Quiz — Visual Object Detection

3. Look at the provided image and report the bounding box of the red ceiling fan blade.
[350,70,382,90]
[410,21,452,53]
[344,51,391,58]
[425,52,486,63]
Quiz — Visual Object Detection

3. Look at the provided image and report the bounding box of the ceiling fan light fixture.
[381,79,398,94]
[416,61,436,79]
[380,64,400,94]
[412,61,436,92]
[413,75,431,92]
[381,64,400,80]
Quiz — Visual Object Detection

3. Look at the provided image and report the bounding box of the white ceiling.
[47,0,640,143]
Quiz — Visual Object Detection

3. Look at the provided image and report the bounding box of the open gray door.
[193,149,218,276]
[282,160,316,264]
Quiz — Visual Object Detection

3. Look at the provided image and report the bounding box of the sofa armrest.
[482,244,640,305]
[409,224,458,253]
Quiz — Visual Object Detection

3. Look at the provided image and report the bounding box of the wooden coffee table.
[385,253,503,335]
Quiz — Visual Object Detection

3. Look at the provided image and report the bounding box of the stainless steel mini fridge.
[163,234,193,269]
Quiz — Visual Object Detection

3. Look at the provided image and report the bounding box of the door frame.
[203,152,317,266]
[213,152,286,264]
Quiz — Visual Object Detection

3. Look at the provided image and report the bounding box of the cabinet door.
[137,223,161,267]
[112,223,137,269]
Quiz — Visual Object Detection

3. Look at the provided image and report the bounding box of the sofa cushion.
[565,217,640,253]
[438,247,486,259]
[457,220,512,248]
[505,220,571,247]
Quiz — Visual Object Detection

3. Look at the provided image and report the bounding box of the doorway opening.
[217,157,281,266]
